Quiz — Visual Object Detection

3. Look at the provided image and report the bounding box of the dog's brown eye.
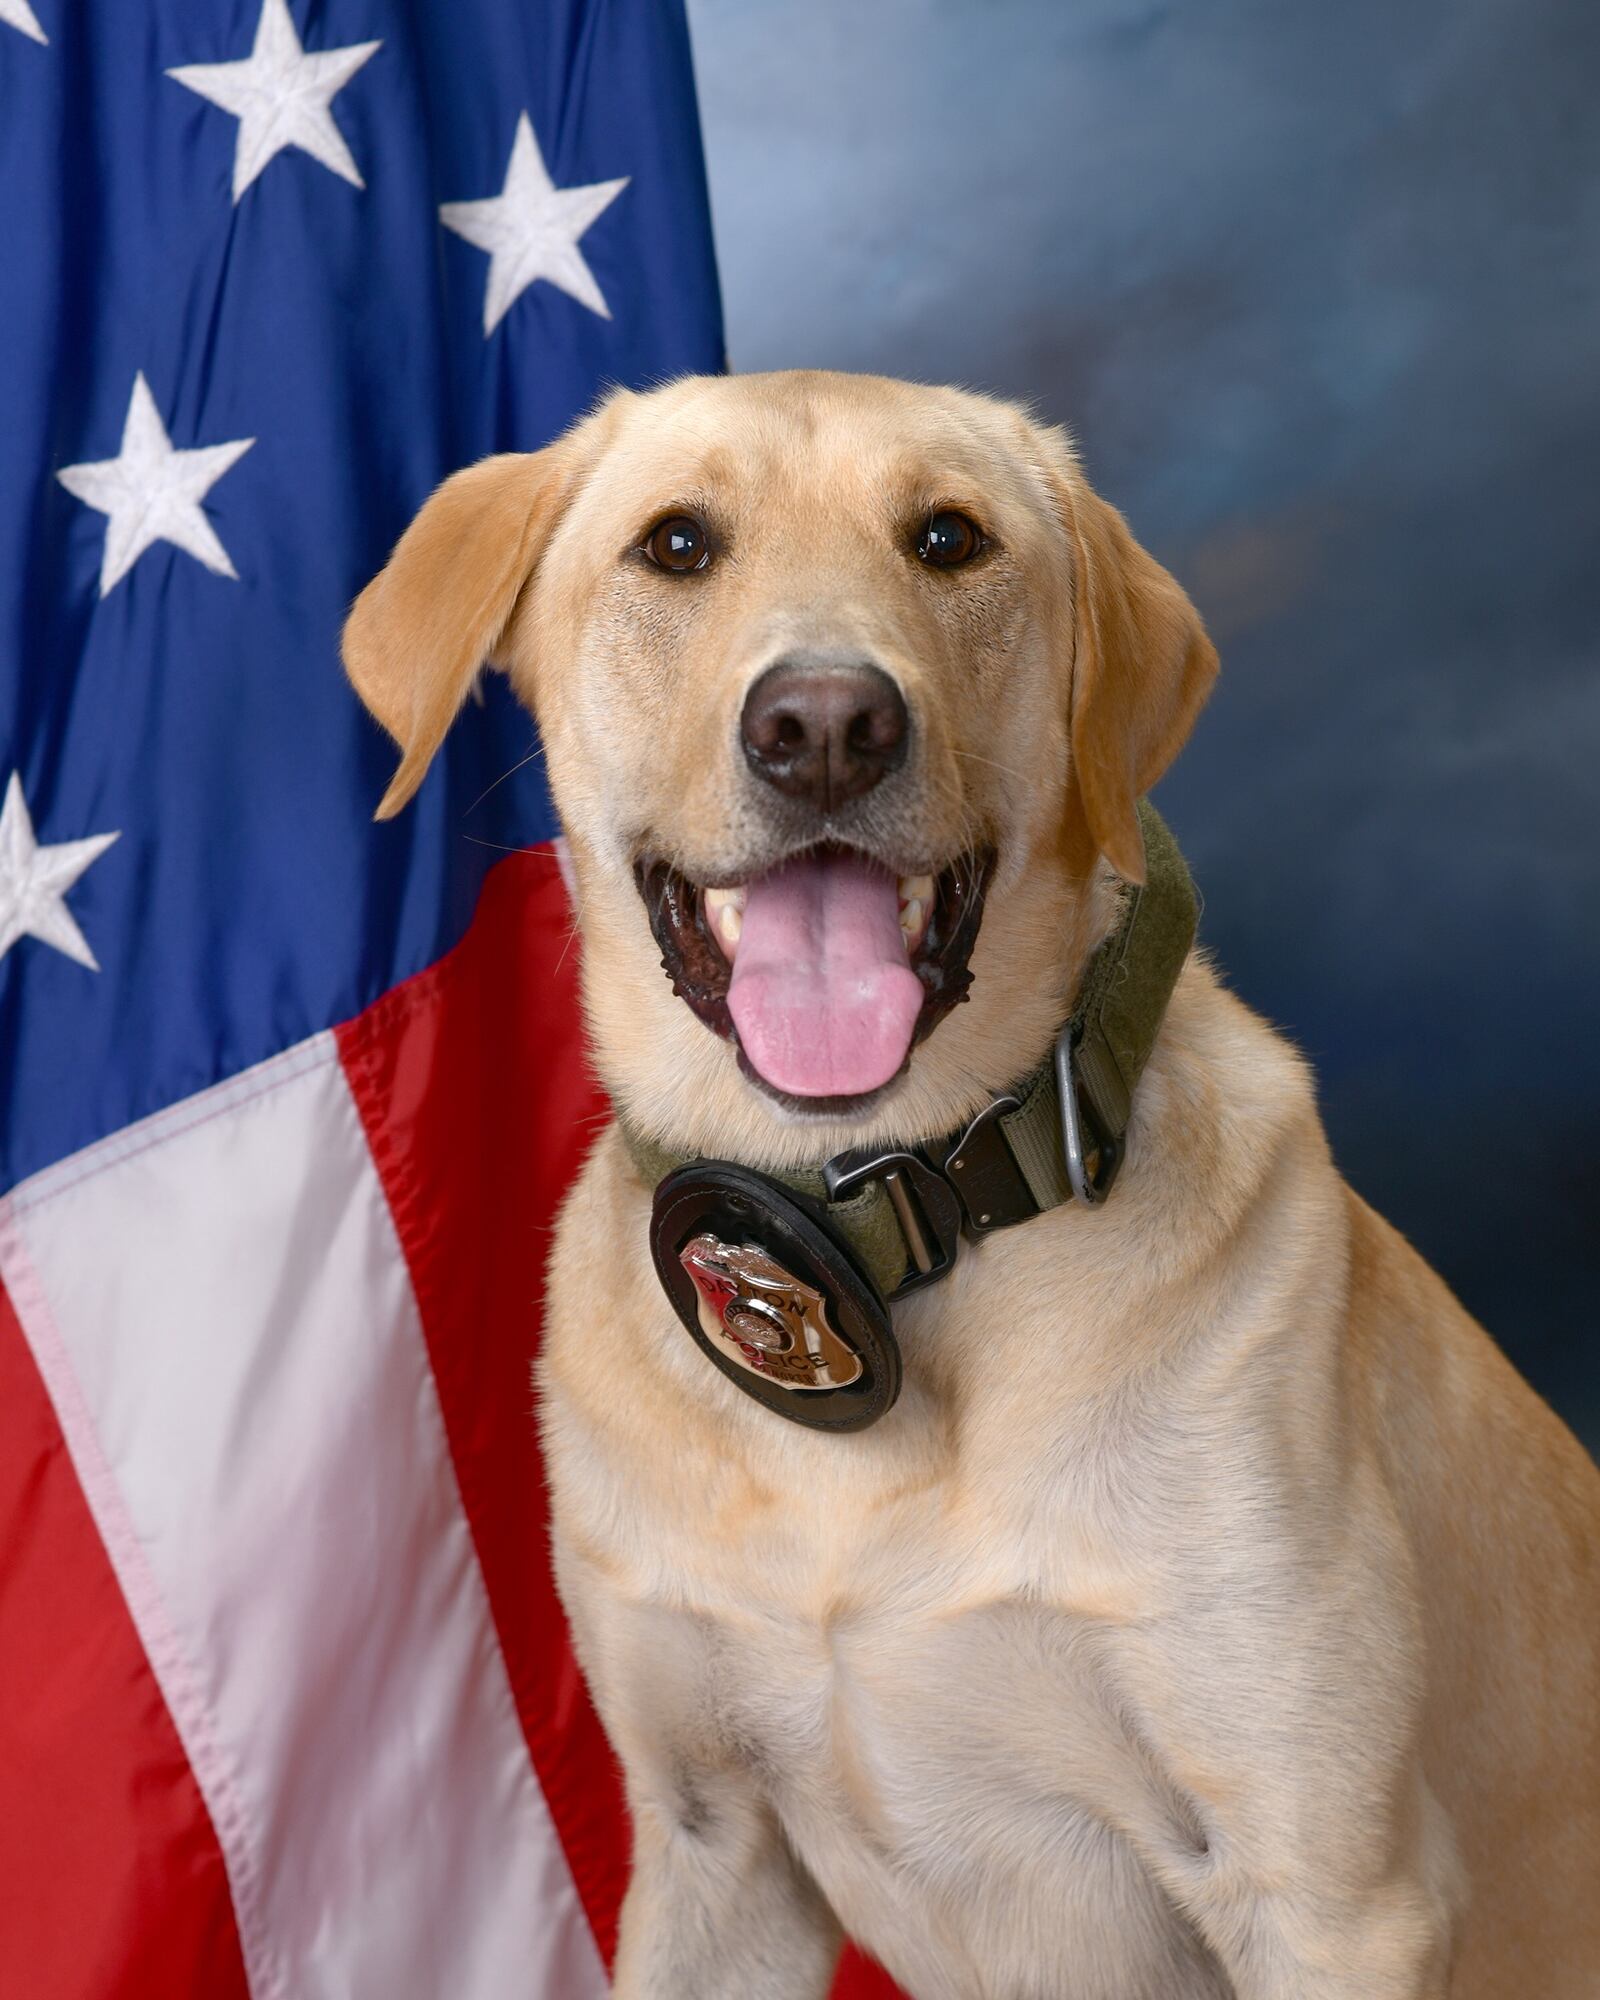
[916,510,983,568]
[644,514,710,574]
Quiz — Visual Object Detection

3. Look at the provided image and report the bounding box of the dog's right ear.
[343,446,575,819]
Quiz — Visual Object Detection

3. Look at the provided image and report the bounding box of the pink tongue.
[727,851,924,1097]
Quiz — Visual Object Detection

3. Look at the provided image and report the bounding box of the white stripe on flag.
[0,1035,607,2000]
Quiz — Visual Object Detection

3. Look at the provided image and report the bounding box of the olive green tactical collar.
[625,802,1197,1306]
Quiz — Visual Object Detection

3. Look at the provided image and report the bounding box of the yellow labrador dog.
[344,371,1599,1999]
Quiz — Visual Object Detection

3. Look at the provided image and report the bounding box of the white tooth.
[898,873,934,907]
[705,884,747,914]
[900,897,924,938]
[720,904,743,947]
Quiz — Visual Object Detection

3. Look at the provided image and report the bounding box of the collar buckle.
[824,1082,1045,1299]
[822,1146,963,1299]
[938,1095,1037,1235]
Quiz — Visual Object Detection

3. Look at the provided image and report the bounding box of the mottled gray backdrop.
[685,0,1598,1445]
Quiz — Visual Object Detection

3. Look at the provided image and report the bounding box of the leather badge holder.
[649,1162,901,1432]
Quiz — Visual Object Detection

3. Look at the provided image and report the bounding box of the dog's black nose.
[740,661,908,811]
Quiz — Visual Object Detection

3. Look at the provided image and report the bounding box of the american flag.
[0,4,912,1993]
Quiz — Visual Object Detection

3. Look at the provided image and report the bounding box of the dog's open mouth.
[636,844,994,1108]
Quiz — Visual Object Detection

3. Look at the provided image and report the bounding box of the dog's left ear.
[1050,449,1218,884]
[343,445,577,819]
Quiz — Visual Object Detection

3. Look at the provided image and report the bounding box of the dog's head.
[343,371,1215,1160]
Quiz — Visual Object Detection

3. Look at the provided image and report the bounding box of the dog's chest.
[627,1487,1224,1999]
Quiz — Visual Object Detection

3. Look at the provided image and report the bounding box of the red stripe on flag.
[338,850,907,1997]
[833,1949,911,1998]
[0,1278,250,2000]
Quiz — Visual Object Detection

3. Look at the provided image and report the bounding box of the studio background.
[687,0,1599,1448]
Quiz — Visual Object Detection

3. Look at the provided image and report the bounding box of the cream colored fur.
[345,370,1600,1999]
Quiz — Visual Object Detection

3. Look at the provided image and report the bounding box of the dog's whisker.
[954,748,1030,785]
[464,742,546,816]
[552,904,585,976]
[460,833,565,857]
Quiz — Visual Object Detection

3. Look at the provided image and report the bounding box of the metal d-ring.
[1053,1024,1122,1207]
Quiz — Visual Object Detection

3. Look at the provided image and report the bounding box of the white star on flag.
[0,0,46,44]
[0,772,120,972]
[440,111,628,335]
[167,0,380,202]
[57,374,254,597]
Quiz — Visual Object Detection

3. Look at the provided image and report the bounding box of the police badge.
[679,1235,864,1391]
